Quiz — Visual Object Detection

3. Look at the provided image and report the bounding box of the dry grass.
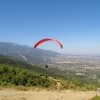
[0,87,100,100]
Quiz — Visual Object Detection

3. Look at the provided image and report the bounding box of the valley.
[47,55,100,87]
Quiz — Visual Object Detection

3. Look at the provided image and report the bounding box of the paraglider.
[34,38,63,68]
[34,38,63,49]
[45,64,48,68]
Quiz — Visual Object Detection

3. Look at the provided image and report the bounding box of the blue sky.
[0,0,100,55]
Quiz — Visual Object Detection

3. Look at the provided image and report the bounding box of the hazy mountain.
[0,41,61,65]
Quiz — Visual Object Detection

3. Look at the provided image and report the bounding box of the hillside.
[0,55,70,90]
[0,55,97,90]
[0,55,67,79]
[0,64,54,88]
[0,41,60,65]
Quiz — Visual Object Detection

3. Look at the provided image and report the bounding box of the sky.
[0,0,100,55]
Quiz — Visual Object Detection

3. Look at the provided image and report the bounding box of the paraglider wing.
[34,38,63,49]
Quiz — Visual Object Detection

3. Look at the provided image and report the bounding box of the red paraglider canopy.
[34,38,63,49]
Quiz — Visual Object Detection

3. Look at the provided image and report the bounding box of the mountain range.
[0,41,61,65]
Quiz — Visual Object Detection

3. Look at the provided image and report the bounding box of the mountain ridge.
[0,41,61,65]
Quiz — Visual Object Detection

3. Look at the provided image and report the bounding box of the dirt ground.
[0,88,100,100]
